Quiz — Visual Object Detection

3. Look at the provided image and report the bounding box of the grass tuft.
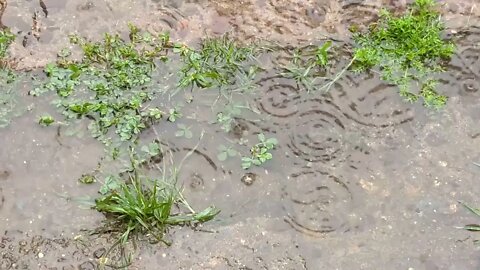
[351,0,455,108]
[94,152,220,267]
[175,35,258,89]
[0,28,18,128]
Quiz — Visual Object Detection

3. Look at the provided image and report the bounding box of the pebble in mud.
[231,120,249,138]
[93,248,106,259]
[241,173,258,186]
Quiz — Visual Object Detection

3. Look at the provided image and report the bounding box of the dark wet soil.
[1,0,480,269]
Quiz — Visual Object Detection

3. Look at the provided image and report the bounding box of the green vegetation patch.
[176,35,258,89]
[94,155,219,267]
[281,41,332,91]
[0,29,15,60]
[32,25,170,149]
[242,133,278,169]
[351,0,455,108]
[95,170,219,244]
[0,29,19,128]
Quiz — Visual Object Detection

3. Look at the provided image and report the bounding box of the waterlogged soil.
[1,0,480,269]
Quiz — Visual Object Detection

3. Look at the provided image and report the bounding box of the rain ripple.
[327,72,414,128]
[286,104,346,164]
[282,170,354,236]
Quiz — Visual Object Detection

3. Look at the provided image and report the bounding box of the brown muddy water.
[1,0,480,269]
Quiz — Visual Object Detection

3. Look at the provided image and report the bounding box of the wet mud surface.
[1,0,480,269]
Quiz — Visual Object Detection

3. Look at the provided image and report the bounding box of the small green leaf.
[217,152,228,161]
[242,162,251,169]
[227,148,237,157]
[463,225,480,232]
[39,115,55,126]
[267,138,278,145]
[184,129,193,139]
[175,130,184,137]
[459,201,480,217]
[193,206,221,222]
[99,176,121,195]
[79,174,95,184]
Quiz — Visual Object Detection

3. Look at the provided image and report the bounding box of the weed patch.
[280,41,332,91]
[0,29,20,128]
[32,25,171,154]
[96,174,219,242]
[94,153,219,267]
[351,0,455,108]
[176,35,259,89]
[242,133,278,169]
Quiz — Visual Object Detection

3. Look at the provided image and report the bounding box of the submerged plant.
[94,152,220,267]
[215,102,252,132]
[32,25,171,154]
[167,107,182,122]
[175,124,193,139]
[281,41,332,91]
[0,73,20,128]
[176,35,258,89]
[351,0,455,108]
[0,29,15,61]
[217,144,237,161]
[242,133,278,169]
[0,29,20,128]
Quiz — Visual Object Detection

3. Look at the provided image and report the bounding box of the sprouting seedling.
[168,107,182,122]
[216,103,242,132]
[78,174,96,184]
[141,142,161,157]
[215,101,257,133]
[98,175,122,195]
[315,40,332,67]
[241,133,278,169]
[217,144,237,161]
[175,124,193,139]
[38,115,55,126]
[235,66,260,93]
[280,41,333,91]
[281,64,315,91]
[141,107,163,121]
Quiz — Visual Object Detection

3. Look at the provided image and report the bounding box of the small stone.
[93,248,106,259]
[38,252,44,258]
[241,173,258,186]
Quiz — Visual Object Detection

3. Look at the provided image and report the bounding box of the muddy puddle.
[1,0,480,269]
